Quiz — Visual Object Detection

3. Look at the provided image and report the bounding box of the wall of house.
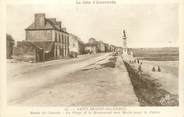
[26,30,52,41]
[78,41,85,55]
[52,30,69,58]
[69,35,79,53]
[13,41,37,62]
[97,43,105,52]
[62,33,69,57]
[26,29,69,59]
[53,30,61,59]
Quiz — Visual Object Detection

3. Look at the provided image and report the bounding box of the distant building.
[6,34,15,59]
[88,38,96,44]
[78,40,85,55]
[85,38,97,54]
[14,13,70,62]
[110,45,116,52]
[104,43,111,52]
[97,41,106,53]
[69,33,79,53]
[25,13,69,59]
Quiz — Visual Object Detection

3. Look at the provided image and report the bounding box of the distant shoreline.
[132,47,179,61]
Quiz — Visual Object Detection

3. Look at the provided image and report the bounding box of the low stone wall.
[13,41,36,62]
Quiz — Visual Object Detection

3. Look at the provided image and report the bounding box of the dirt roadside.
[11,55,139,106]
[8,53,111,105]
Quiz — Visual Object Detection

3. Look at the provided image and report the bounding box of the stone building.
[97,41,105,53]
[25,13,69,59]
[69,33,80,54]
[104,43,111,52]
[109,44,116,52]
[69,33,81,57]
[78,40,85,55]
[13,13,70,62]
[84,38,97,54]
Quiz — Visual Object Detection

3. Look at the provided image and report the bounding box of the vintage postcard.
[0,0,184,116]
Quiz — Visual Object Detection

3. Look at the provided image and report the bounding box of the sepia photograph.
[5,2,179,107]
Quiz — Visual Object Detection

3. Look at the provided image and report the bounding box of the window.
[59,35,61,42]
[62,35,64,44]
[55,32,57,42]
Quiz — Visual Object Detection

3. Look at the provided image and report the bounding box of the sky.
[6,2,179,48]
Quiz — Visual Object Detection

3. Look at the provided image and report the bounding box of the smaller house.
[69,33,80,57]
[104,43,110,52]
[97,41,105,53]
[25,13,69,59]
[84,38,97,54]
[13,41,54,62]
[78,40,85,55]
[6,34,15,59]
[109,45,116,52]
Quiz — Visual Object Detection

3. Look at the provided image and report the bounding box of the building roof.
[25,15,67,33]
[69,33,83,42]
[85,43,97,47]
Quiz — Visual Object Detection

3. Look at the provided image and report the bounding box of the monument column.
[122,29,127,55]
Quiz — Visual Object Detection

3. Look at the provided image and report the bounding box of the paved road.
[7,53,139,106]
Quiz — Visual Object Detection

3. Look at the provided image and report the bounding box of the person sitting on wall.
[137,59,140,64]
[152,66,156,72]
[137,62,142,75]
[134,59,136,63]
[158,65,161,72]
[129,60,131,64]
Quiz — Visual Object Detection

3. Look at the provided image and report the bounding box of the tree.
[6,33,15,59]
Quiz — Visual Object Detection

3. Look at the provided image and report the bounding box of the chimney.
[57,21,62,29]
[62,27,67,32]
[35,13,45,28]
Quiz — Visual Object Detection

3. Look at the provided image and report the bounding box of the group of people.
[129,58,140,64]
[152,65,161,72]
[129,58,143,75]
[128,58,162,75]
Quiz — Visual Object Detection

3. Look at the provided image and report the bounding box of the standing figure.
[158,65,161,72]
[137,59,139,64]
[137,62,142,75]
[152,66,156,72]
